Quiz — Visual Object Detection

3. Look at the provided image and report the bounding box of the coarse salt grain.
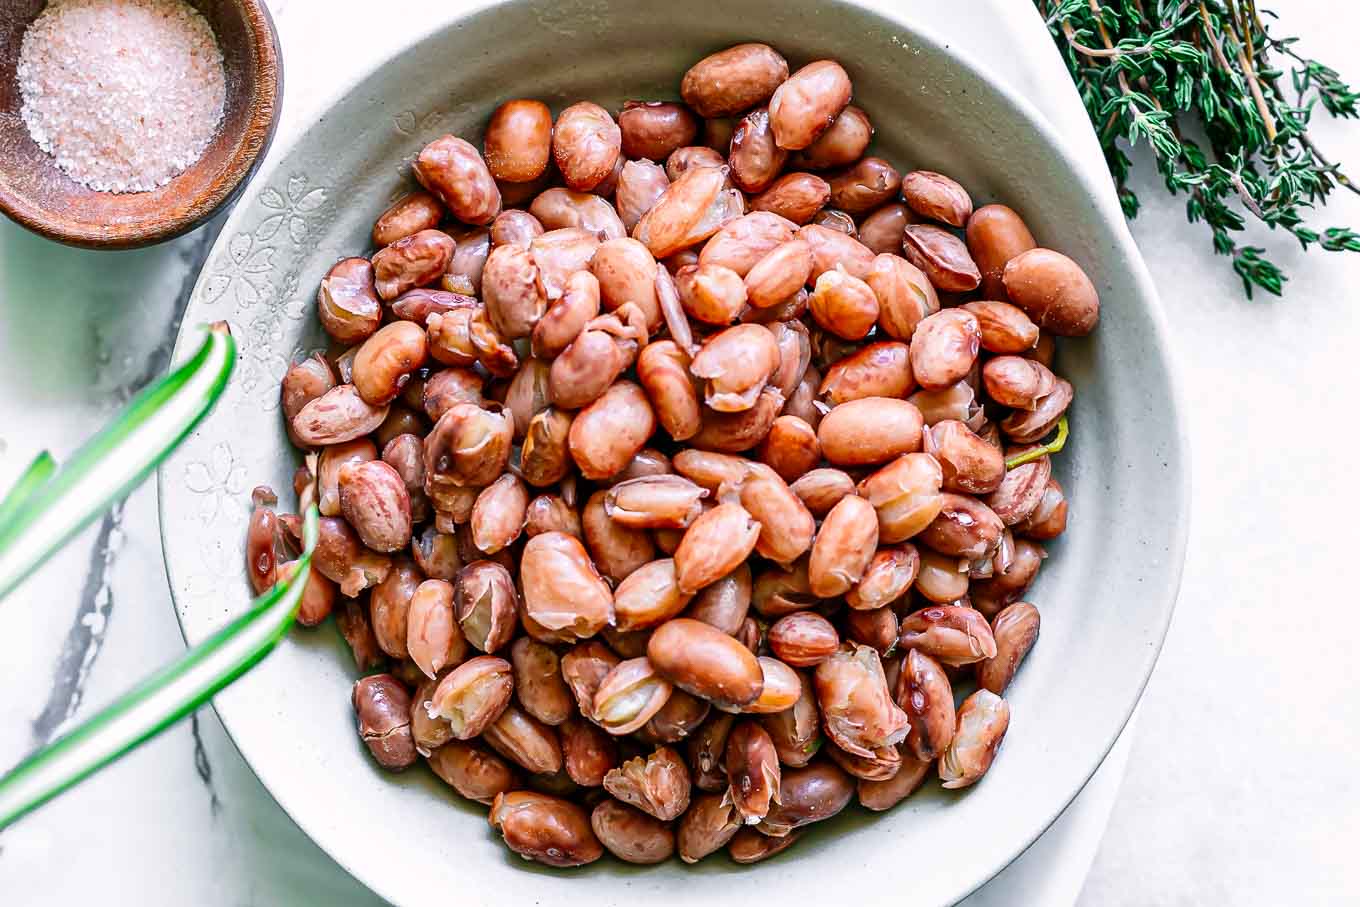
[17,0,227,194]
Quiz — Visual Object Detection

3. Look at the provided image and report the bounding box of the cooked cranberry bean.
[1017,478,1067,540]
[1000,377,1073,443]
[768,611,839,667]
[520,531,614,639]
[673,502,762,594]
[677,263,748,326]
[798,223,874,281]
[428,741,519,804]
[900,170,973,227]
[634,164,743,259]
[789,467,854,517]
[1002,247,1101,336]
[700,211,797,276]
[809,266,879,340]
[939,690,1010,789]
[615,160,670,232]
[414,135,501,226]
[911,309,981,391]
[489,791,601,867]
[317,257,382,344]
[372,229,456,301]
[827,157,901,216]
[901,224,980,293]
[592,800,675,864]
[791,104,872,170]
[529,187,627,239]
[483,99,553,183]
[568,381,655,480]
[373,191,443,248]
[808,494,878,597]
[681,43,790,118]
[490,209,545,249]
[728,106,787,194]
[963,300,1040,353]
[846,544,919,610]
[757,415,820,482]
[648,618,764,708]
[819,341,913,405]
[966,203,1037,299]
[817,397,924,467]
[768,60,852,150]
[857,452,944,543]
[976,601,1040,695]
[756,762,854,836]
[353,675,417,770]
[552,101,622,192]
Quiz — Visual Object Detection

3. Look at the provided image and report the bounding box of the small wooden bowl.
[0,0,282,250]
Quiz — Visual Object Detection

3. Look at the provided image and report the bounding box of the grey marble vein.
[189,712,222,816]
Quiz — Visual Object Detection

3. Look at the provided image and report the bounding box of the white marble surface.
[0,0,1355,904]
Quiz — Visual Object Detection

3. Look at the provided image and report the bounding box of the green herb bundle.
[1038,0,1360,296]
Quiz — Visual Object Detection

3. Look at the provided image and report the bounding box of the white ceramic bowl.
[159,2,1188,904]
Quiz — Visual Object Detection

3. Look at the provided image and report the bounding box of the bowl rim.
[158,2,1191,901]
[0,0,283,250]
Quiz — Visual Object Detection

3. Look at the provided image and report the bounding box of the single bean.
[811,207,857,236]
[999,378,1073,443]
[583,489,655,583]
[910,309,981,391]
[809,266,879,340]
[911,380,983,429]
[745,239,814,310]
[896,648,955,762]
[813,644,910,758]
[819,340,913,405]
[962,300,1040,353]
[666,145,727,182]
[406,579,460,679]
[898,604,997,666]
[682,564,752,637]
[690,323,780,412]
[983,356,1057,410]
[552,101,622,192]
[699,211,797,276]
[725,720,781,822]
[727,106,787,194]
[768,60,852,150]
[488,791,601,867]
[857,452,944,543]
[480,243,547,340]
[901,224,981,293]
[529,226,601,301]
[337,460,411,553]
[939,689,1010,789]
[529,187,627,239]
[372,191,443,248]
[1016,478,1067,540]
[483,704,563,774]
[560,640,621,723]
[900,170,973,227]
[633,164,743,259]
[414,135,501,225]
[317,257,382,344]
[756,762,854,836]
[846,544,920,610]
[519,407,574,488]
[757,415,820,483]
[612,558,694,632]
[751,560,817,618]
[681,43,789,118]
[678,792,742,862]
[520,531,615,639]
[648,618,764,708]
[798,223,874,281]
[604,745,692,821]
[292,384,389,447]
[490,209,545,249]
[787,468,851,517]
[966,203,1037,299]
[443,225,490,296]
[428,741,519,804]
[673,503,762,594]
[767,612,839,667]
[986,453,1052,526]
[808,495,879,597]
[738,463,815,566]
[642,689,712,743]
[606,475,708,530]
[532,270,600,359]
[615,160,670,232]
[568,380,656,480]
[843,605,898,655]
[590,236,662,331]
[976,601,1040,695]
[827,156,901,215]
[484,99,553,183]
[856,745,932,811]
[469,474,528,554]
[277,559,335,627]
[1002,247,1100,335]
[865,252,938,342]
[560,715,618,786]
[925,419,1006,495]
[352,675,417,770]
[677,263,748,325]
[919,492,1004,559]
[791,104,872,170]
[423,402,513,487]
[591,799,675,864]
[817,396,924,467]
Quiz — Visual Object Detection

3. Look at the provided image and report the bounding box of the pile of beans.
[247,41,1097,869]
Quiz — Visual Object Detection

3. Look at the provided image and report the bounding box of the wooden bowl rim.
[0,0,282,250]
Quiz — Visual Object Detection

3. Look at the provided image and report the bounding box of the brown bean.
[843,605,898,655]
[966,203,1037,299]
[648,618,763,708]
[529,226,601,302]
[813,644,910,758]
[582,489,654,584]
[986,453,1051,527]
[606,475,708,530]
[811,208,857,237]
[898,604,997,666]
[424,402,513,488]
[1000,377,1072,444]
[483,704,563,774]
[919,493,1004,560]
[791,104,872,170]
[983,356,1057,410]
[529,187,627,240]
[560,715,618,786]
[489,791,601,867]
[798,223,874,281]
[1002,248,1100,335]
[738,463,815,566]
[865,252,938,342]
[522,494,579,541]
[468,474,528,555]
[615,159,670,232]
[292,384,388,447]
[372,191,443,248]
[551,101,621,192]
[925,419,1005,494]
[901,224,981,293]
[641,688,712,743]
[809,266,879,340]
[750,172,832,225]
[560,641,620,723]
[490,209,545,249]
[699,211,797,276]
[789,468,854,517]
[689,323,780,412]
[681,43,789,118]
[428,741,519,804]
[591,800,675,864]
[673,503,762,594]
[479,243,546,340]
[518,407,572,488]
[608,558,691,632]
[317,257,382,344]
[244,495,277,596]
[819,341,913,405]
[827,157,901,216]
[911,309,980,391]
[756,762,854,836]
[373,229,456,300]
[443,225,490,296]
[483,99,553,183]
[727,106,787,194]
[767,611,839,667]
[900,170,973,227]
[678,791,742,862]
[976,601,1040,695]
[689,385,780,451]
[856,204,909,257]
[532,270,599,359]
[724,721,781,822]
[567,381,655,480]
[756,415,820,482]
[896,648,955,762]
[351,322,427,406]
[632,340,701,442]
[280,355,337,448]
[1017,478,1067,540]
[677,263,748,326]
[807,495,878,598]
[846,544,920,610]
[426,654,512,738]
[857,452,944,543]
[591,657,675,735]
[671,449,751,492]
[914,548,970,603]
[666,145,727,182]
[547,317,632,411]
[675,565,748,637]
[939,689,1010,789]
[686,711,736,790]
[856,745,931,810]
[519,531,614,639]
[617,100,697,162]
[414,135,501,226]
[407,527,458,585]
[353,675,417,770]
[751,560,817,618]
[276,559,335,627]
[758,675,821,766]
[604,745,692,820]
[634,164,743,259]
[962,300,1040,354]
[768,60,852,150]
[742,240,813,312]
[817,397,924,467]
[406,579,461,679]
[337,460,411,553]
[911,380,983,429]
[590,236,662,330]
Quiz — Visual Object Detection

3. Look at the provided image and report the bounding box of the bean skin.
[484,99,553,183]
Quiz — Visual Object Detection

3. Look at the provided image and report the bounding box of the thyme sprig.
[1037,0,1360,297]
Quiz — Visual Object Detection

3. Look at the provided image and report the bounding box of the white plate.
[160,2,1188,904]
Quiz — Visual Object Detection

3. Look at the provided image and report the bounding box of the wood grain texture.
[0,0,282,249]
